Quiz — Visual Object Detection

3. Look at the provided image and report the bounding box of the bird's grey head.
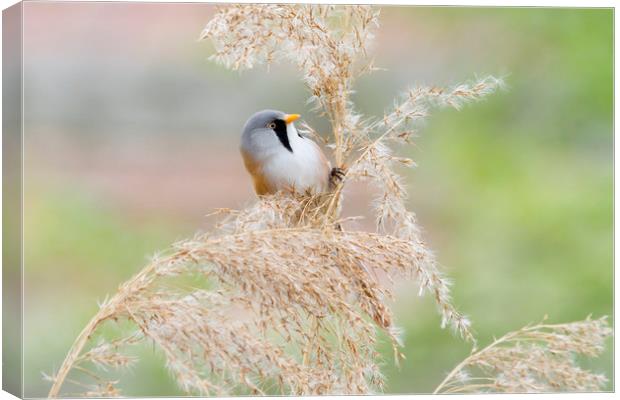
[241,109,300,156]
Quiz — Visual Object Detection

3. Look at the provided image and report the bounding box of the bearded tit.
[240,109,343,195]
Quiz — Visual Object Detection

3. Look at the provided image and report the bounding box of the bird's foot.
[329,167,346,188]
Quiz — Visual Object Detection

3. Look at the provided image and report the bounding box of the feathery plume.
[434,316,612,394]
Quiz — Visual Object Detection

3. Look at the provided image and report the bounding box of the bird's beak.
[284,114,301,124]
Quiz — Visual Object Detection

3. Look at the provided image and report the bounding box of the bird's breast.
[259,139,329,194]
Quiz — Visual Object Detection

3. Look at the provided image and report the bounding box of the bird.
[240,109,344,196]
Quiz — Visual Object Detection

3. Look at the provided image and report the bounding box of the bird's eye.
[267,122,277,129]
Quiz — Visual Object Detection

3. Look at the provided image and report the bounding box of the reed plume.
[434,316,612,394]
[46,5,608,397]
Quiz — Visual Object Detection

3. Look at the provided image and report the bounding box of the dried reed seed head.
[79,336,141,371]
[435,316,612,394]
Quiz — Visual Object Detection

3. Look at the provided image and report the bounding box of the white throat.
[262,122,328,192]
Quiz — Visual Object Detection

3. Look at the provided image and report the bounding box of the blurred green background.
[21,4,612,396]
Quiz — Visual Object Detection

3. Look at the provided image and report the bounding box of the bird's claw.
[330,167,346,182]
[329,167,346,190]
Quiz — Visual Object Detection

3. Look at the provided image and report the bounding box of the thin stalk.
[47,310,113,397]
[433,332,516,394]
[48,261,161,397]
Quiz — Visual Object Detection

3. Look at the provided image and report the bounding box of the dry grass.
[46,5,609,397]
[434,316,612,394]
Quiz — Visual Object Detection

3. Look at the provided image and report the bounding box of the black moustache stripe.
[274,119,293,153]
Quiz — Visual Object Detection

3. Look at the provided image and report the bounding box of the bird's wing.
[240,148,274,195]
